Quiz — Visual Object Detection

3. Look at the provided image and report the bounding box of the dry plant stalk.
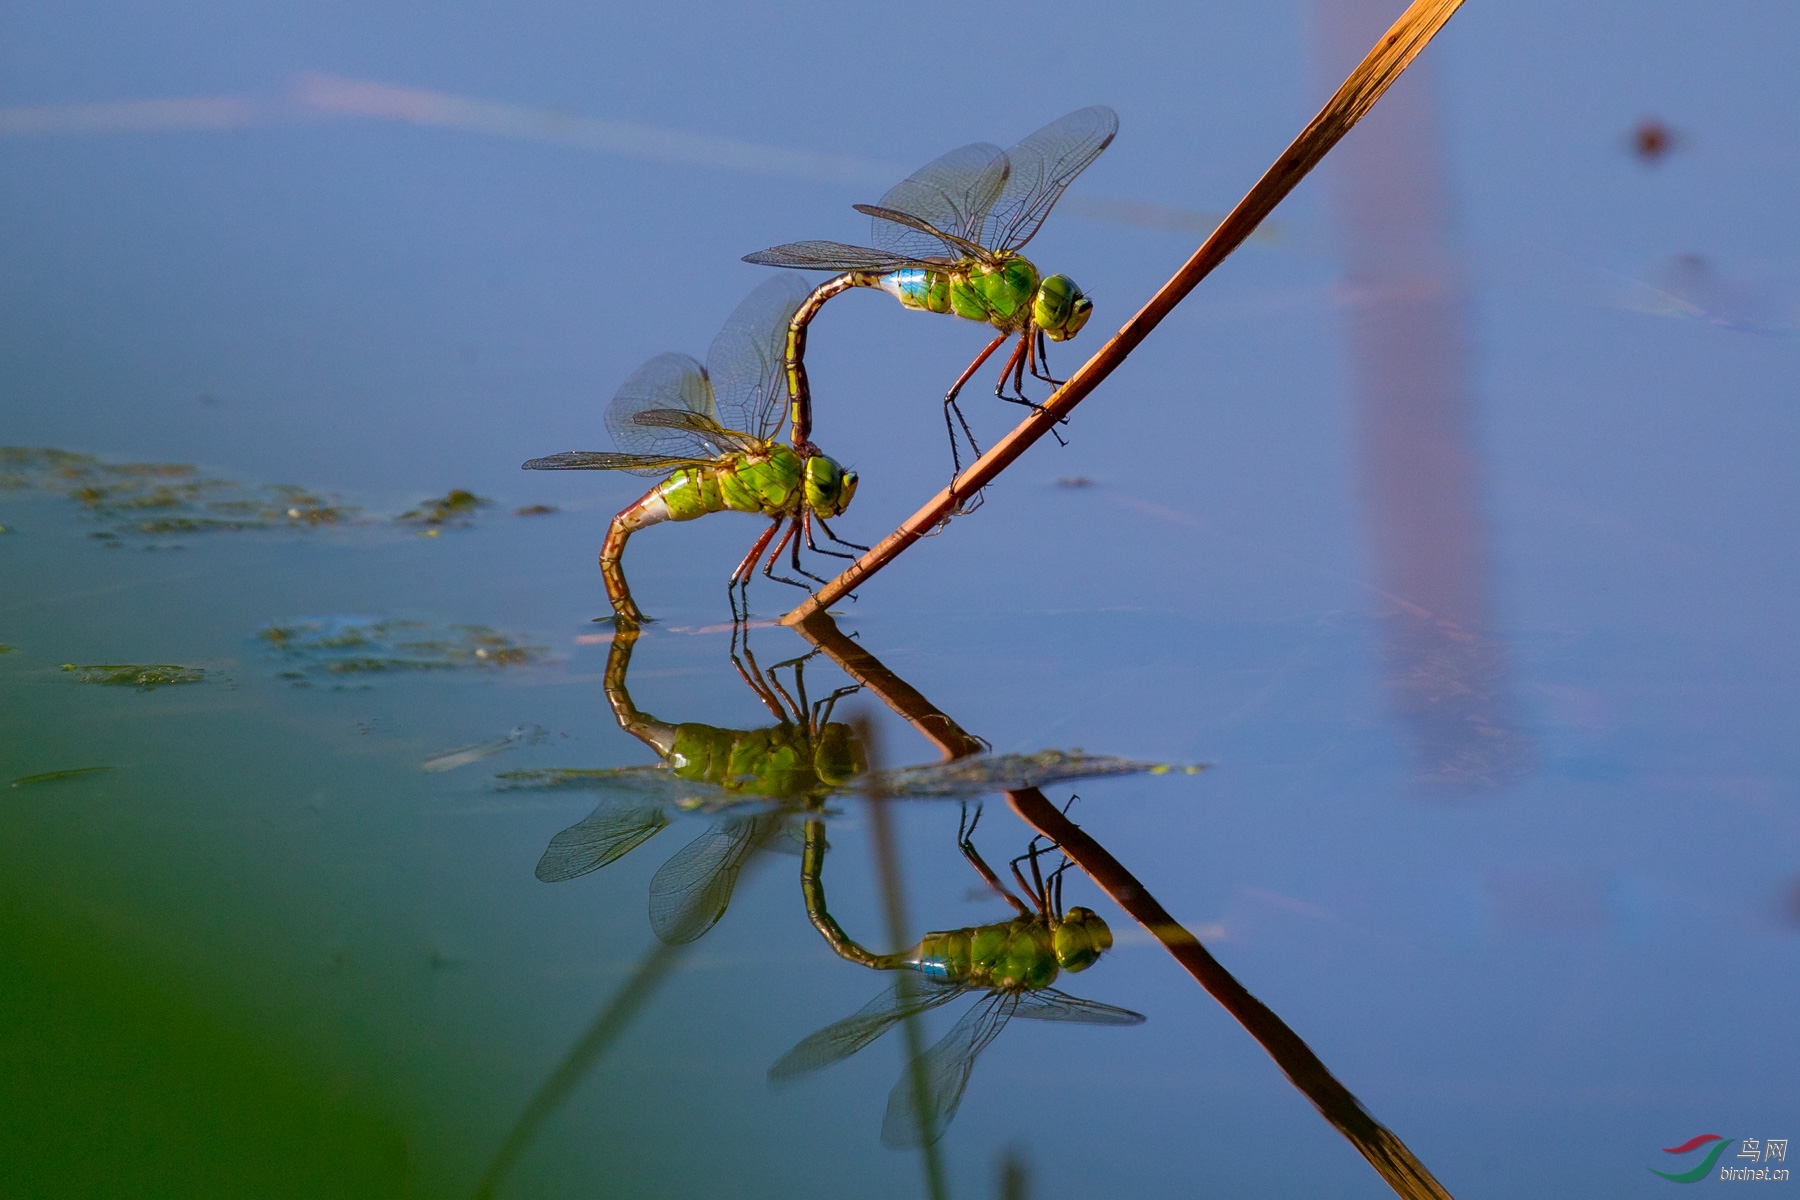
[783,0,1467,625]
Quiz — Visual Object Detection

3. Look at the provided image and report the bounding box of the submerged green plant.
[60,663,205,689]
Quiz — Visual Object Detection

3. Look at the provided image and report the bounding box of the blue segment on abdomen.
[882,268,934,309]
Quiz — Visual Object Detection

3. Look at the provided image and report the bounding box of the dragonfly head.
[1034,273,1094,342]
[1053,906,1113,973]
[812,721,866,787]
[804,453,858,518]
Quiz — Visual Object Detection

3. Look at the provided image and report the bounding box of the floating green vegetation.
[513,504,558,517]
[397,489,491,528]
[258,616,546,681]
[0,447,360,537]
[0,644,14,655]
[61,663,206,690]
[11,766,113,788]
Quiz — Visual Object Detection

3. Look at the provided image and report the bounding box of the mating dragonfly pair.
[524,107,1119,624]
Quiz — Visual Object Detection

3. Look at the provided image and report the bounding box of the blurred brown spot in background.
[1632,117,1678,163]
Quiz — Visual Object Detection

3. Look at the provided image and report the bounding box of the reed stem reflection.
[793,611,1457,1200]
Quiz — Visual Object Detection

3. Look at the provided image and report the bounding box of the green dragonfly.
[522,627,862,944]
[523,276,864,626]
[776,805,1143,1147]
[743,106,1118,476]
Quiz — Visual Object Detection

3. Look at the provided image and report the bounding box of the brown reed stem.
[781,0,1467,624]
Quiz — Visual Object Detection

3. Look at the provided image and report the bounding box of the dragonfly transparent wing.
[534,798,670,883]
[852,204,990,262]
[873,140,1009,259]
[706,274,813,443]
[522,450,723,475]
[769,975,965,1083]
[860,749,1197,800]
[742,240,936,272]
[1008,986,1146,1026]
[647,813,782,945]
[984,106,1120,254]
[628,408,761,454]
[603,351,725,464]
[880,991,1018,1148]
[494,764,722,806]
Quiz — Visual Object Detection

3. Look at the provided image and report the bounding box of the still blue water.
[3,1,1797,1196]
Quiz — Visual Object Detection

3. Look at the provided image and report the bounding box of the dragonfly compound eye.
[1035,274,1093,341]
[805,455,856,518]
[1054,906,1113,972]
[813,722,866,787]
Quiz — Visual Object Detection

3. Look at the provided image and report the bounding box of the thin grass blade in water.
[11,766,113,788]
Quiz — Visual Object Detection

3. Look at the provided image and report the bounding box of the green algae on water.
[0,447,361,537]
[397,489,491,527]
[258,616,546,681]
[61,663,206,690]
[11,766,114,788]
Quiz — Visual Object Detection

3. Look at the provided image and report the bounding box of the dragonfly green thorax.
[879,259,1092,342]
[907,905,1113,991]
[605,625,863,804]
[647,442,855,524]
[521,275,866,625]
[743,106,1117,473]
[651,715,862,800]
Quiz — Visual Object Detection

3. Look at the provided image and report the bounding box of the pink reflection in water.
[1316,0,1532,790]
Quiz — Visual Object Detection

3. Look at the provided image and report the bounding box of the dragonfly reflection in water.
[777,803,1144,1148]
[516,627,862,943]
[502,627,1194,942]
[473,618,1274,1198]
